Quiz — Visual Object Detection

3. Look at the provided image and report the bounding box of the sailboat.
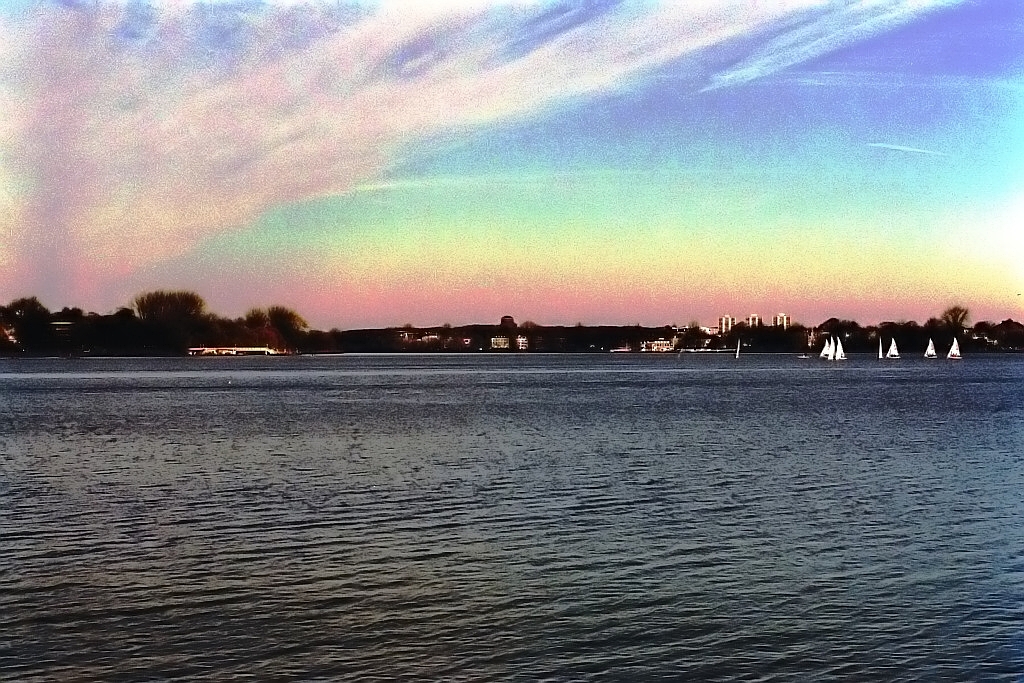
[947,337,962,360]
[834,337,846,361]
[820,337,833,359]
[878,338,883,359]
[924,338,937,359]
[886,339,900,359]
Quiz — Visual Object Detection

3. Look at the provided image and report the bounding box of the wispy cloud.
[0,0,968,306]
[703,0,964,90]
[866,142,948,156]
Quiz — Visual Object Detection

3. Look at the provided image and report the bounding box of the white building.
[490,336,510,349]
[772,313,791,329]
[718,315,736,334]
[516,335,529,351]
[640,339,676,352]
[747,314,761,327]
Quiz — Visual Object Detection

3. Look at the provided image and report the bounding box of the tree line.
[0,291,343,355]
[1,294,1022,355]
[378,306,1023,354]
[714,307,1023,355]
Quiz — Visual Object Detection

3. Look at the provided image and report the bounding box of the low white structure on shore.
[640,339,676,352]
[188,346,284,356]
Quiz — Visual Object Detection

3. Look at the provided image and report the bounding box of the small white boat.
[878,338,883,359]
[947,337,962,360]
[735,338,741,359]
[820,337,833,359]
[924,338,937,359]
[886,338,900,359]
[834,337,846,361]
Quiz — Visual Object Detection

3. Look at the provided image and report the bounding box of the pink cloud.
[0,1,963,310]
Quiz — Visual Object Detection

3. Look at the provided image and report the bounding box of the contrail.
[866,142,948,156]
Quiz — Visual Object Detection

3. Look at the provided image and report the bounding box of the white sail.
[886,338,900,359]
[825,337,835,361]
[820,337,832,359]
[835,337,846,361]
[924,338,937,359]
[736,338,741,359]
[878,338,883,359]
[947,337,961,359]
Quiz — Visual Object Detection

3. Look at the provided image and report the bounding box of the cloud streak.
[0,0,968,307]
[703,0,963,90]
[866,142,948,156]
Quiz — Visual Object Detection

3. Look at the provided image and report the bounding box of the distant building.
[772,313,791,329]
[500,315,516,328]
[400,330,440,344]
[640,339,675,352]
[50,321,74,345]
[747,314,761,327]
[718,316,736,334]
[516,335,529,351]
[491,336,510,350]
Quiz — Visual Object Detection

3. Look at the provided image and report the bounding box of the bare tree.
[940,305,970,330]
[133,290,206,323]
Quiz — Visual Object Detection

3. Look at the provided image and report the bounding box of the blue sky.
[0,0,1021,327]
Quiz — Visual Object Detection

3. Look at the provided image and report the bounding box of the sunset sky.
[1,0,1022,328]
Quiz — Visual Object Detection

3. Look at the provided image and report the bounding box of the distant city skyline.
[1,1,1021,329]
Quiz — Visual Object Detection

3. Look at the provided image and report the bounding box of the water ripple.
[2,354,1023,680]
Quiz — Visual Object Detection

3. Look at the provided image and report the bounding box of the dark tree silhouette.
[244,308,271,329]
[133,290,207,323]
[2,297,54,349]
[243,307,285,349]
[132,290,209,350]
[940,305,970,330]
[267,306,308,350]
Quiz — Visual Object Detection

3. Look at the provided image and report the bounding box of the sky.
[0,0,1022,329]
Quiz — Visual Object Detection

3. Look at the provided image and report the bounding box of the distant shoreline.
[3,292,1022,356]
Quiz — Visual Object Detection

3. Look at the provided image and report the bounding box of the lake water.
[2,353,1023,681]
